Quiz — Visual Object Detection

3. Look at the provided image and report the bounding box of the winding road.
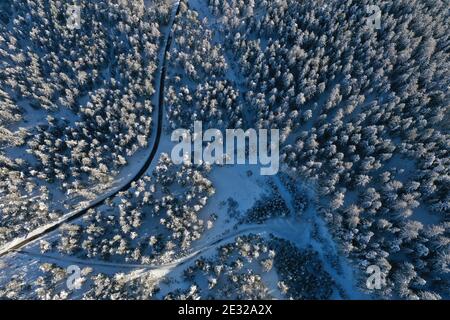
[13,225,270,270]
[0,1,370,300]
[0,1,182,258]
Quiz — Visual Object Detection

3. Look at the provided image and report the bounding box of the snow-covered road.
[1,0,368,300]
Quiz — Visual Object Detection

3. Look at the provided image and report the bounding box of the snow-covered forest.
[0,0,172,245]
[0,0,448,300]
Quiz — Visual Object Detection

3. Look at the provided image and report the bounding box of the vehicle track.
[12,225,269,270]
[0,1,182,258]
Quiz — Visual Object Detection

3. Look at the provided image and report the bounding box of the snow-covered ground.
[0,157,370,298]
[0,0,181,257]
[0,0,375,300]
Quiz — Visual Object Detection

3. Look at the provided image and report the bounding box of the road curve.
[0,1,182,258]
[13,224,270,270]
